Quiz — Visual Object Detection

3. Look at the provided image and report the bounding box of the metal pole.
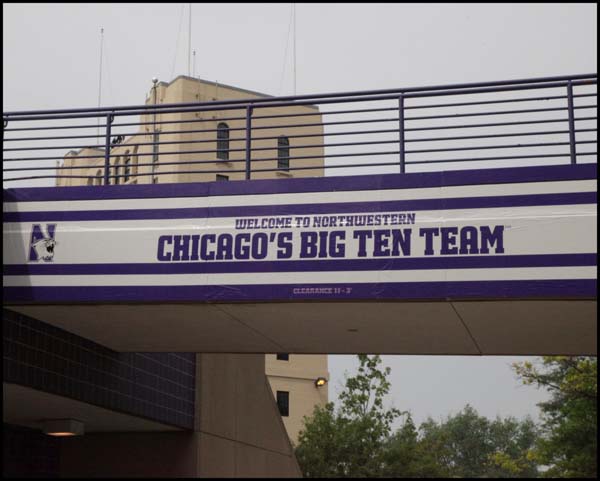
[293,3,296,95]
[103,113,113,185]
[188,3,192,77]
[398,94,405,173]
[97,27,104,145]
[566,80,577,165]
[3,119,6,177]
[245,106,253,179]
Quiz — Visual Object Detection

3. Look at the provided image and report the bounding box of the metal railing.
[3,73,597,187]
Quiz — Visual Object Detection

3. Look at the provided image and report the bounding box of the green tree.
[382,414,450,478]
[417,405,539,478]
[513,356,597,478]
[418,405,489,477]
[296,357,542,478]
[295,354,402,477]
[487,415,539,478]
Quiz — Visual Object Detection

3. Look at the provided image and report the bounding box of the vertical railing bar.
[567,80,577,165]
[103,113,113,185]
[152,119,159,182]
[245,106,253,180]
[398,94,405,173]
[3,119,6,182]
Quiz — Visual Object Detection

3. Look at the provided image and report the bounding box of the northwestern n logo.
[29,224,57,262]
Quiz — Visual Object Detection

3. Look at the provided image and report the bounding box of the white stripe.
[3,179,596,213]
[3,204,596,231]
[3,267,596,287]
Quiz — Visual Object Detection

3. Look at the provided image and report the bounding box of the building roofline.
[66,147,104,156]
[160,75,319,110]
[167,75,272,99]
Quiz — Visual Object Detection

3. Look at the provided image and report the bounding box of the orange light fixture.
[42,419,84,437]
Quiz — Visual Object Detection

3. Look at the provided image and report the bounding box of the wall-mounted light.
[42,419,84,437]
[314,377,328,388]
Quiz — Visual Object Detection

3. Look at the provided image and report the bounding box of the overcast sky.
[3,3,597,427]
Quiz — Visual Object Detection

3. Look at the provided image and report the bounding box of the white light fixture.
[42,419,84,437]
[315,377,328,388]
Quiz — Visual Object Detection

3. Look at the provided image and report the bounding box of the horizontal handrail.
[4,73,596,117]
[3,73,597,186]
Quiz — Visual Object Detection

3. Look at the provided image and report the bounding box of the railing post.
[245,106,253,180]
[566,80,577,165]
[152,111,159,182]
[103,113,113,185]
[398,94,405,173]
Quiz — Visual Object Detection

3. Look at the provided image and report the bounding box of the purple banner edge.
[3,163,597,203]
[4,253,598,276]
[4,191,596,223]
[3,280,597,303]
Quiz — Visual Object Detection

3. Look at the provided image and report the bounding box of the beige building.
[58,75,324,186]
[57,75,329,447]
[266,354,329,444]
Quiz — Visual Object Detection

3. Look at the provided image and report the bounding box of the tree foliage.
[296,356,597,477]
[400,406,539,478]
[295,354,402,477]
[513,356,597,478]
[295,355,540,478]
[382,414,450,478]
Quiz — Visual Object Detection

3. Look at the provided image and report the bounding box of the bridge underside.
[7,299,596,355]
[5,164,597,356]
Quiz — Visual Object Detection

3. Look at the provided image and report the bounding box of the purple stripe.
[3,280,596,303]
[3,192,596,223]
[3,164,597,203]
[4,254,597,276]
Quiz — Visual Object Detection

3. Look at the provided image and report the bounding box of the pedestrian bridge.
[3,74,597,355]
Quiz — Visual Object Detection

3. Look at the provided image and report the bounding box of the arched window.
[96,170,102,186]
[277,136,290,171]
[132,146,139,176]
[114,157,121,185]
[124,150,131,183]
[216,122,229,161]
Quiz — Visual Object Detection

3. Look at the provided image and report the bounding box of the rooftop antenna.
[97,27,104,145]
[188,3,192,76]
[293,3,296,95]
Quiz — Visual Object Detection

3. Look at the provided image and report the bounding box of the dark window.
[276,353,289,361]
[132,146,139,175]
[153,134,160,164]
[276,391,289,417]
[114,157,121,185]
[216,174,229,181]
[124,150,131,182]
[217,122,230,161]
[277,136,290,170]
